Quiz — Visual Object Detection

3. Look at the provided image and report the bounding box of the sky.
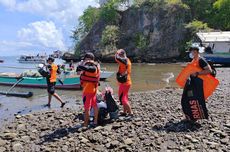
[0,0,99,56]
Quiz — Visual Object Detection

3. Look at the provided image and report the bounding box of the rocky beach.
[0,68,229,152]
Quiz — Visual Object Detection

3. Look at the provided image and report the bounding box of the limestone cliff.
[78,2,191,62]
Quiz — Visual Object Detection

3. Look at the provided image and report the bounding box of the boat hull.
[202,53,230,66]
[0,76,81,90]
[17,59,45,64]
[100,71,114,80]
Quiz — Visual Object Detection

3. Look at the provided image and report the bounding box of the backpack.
[207,61,217,77]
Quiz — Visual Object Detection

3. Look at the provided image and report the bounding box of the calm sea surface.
[0,56,184,125]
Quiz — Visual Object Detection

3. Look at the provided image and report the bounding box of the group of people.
[39,49,133,128]
[40,47,215,128]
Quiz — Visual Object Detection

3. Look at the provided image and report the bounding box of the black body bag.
[105,91,119,113]
[181,76,208,120]
[116,72,127,83]
[38,68,50,78]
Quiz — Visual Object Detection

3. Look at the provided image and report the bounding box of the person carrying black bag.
[181,46,213,121]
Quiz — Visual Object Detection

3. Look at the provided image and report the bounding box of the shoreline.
[0,68,229,151]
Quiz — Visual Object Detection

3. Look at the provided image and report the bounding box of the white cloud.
[17,21,66,50]
[0,0,99,26]
[0,0,99,55]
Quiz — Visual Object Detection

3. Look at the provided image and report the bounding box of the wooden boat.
[0,76,81,90]
[0,59,3,63]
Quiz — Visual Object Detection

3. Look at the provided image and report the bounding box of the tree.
[185,20,212,36]
[72,6,100,42]
[101,25,120,47]
[211,0,230,30]
[182,0,215,21]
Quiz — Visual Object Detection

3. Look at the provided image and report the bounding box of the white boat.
[17,55,47,64]
[64,70,114,81]
[196,31,230,66]
[100,70,114,80]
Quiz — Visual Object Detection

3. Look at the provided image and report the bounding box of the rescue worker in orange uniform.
[189,47,213,77]
[46,57,66,108]
[76,53,100,127]
[115,49,133,116]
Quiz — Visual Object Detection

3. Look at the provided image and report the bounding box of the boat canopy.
[196,31,230,43]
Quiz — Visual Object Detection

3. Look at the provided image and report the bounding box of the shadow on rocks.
[152,120,202,132]
[39,113,122,144]
[39,114,85,144]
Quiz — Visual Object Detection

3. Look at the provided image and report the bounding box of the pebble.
[12,143,23,151]
[123,138,133,145]
[0,139,6,146]
[3,133,17,140]
[0,147,6,152]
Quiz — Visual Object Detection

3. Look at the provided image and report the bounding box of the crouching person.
[77,53,100,128]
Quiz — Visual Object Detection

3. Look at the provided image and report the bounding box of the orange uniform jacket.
[49,63,58,83]
[115,55,132,85]
[80,62,100,94]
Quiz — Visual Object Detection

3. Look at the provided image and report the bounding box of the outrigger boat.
[0,75,81,90]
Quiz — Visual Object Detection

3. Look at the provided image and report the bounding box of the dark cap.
[83,52,95,60]
[189,46,199,52]
[47,57,55,62]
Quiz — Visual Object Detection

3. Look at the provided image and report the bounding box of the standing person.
[76,53,100,127]
[115,49,133,116]
[180,46,214,121]
[45,57,66,108]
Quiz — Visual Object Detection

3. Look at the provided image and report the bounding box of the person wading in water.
[115,49,133,116]
[76,53,100,128]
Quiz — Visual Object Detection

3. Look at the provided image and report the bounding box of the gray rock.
[104,125,112,131]
[0,139,6,146]
[62,145,69,152]
[0,147,6,152]
[94,126,103,131]
[220,138,229,145]
[3,133,17,140]
[21,136,30,143]
[110,140,120,147]
[17,124,26,130]
[15,115,22,119]
[224,123,230,128]
[13,143,23,151]
[124,138,133,145]
[81,137,89,143]
[206,142,219,149]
